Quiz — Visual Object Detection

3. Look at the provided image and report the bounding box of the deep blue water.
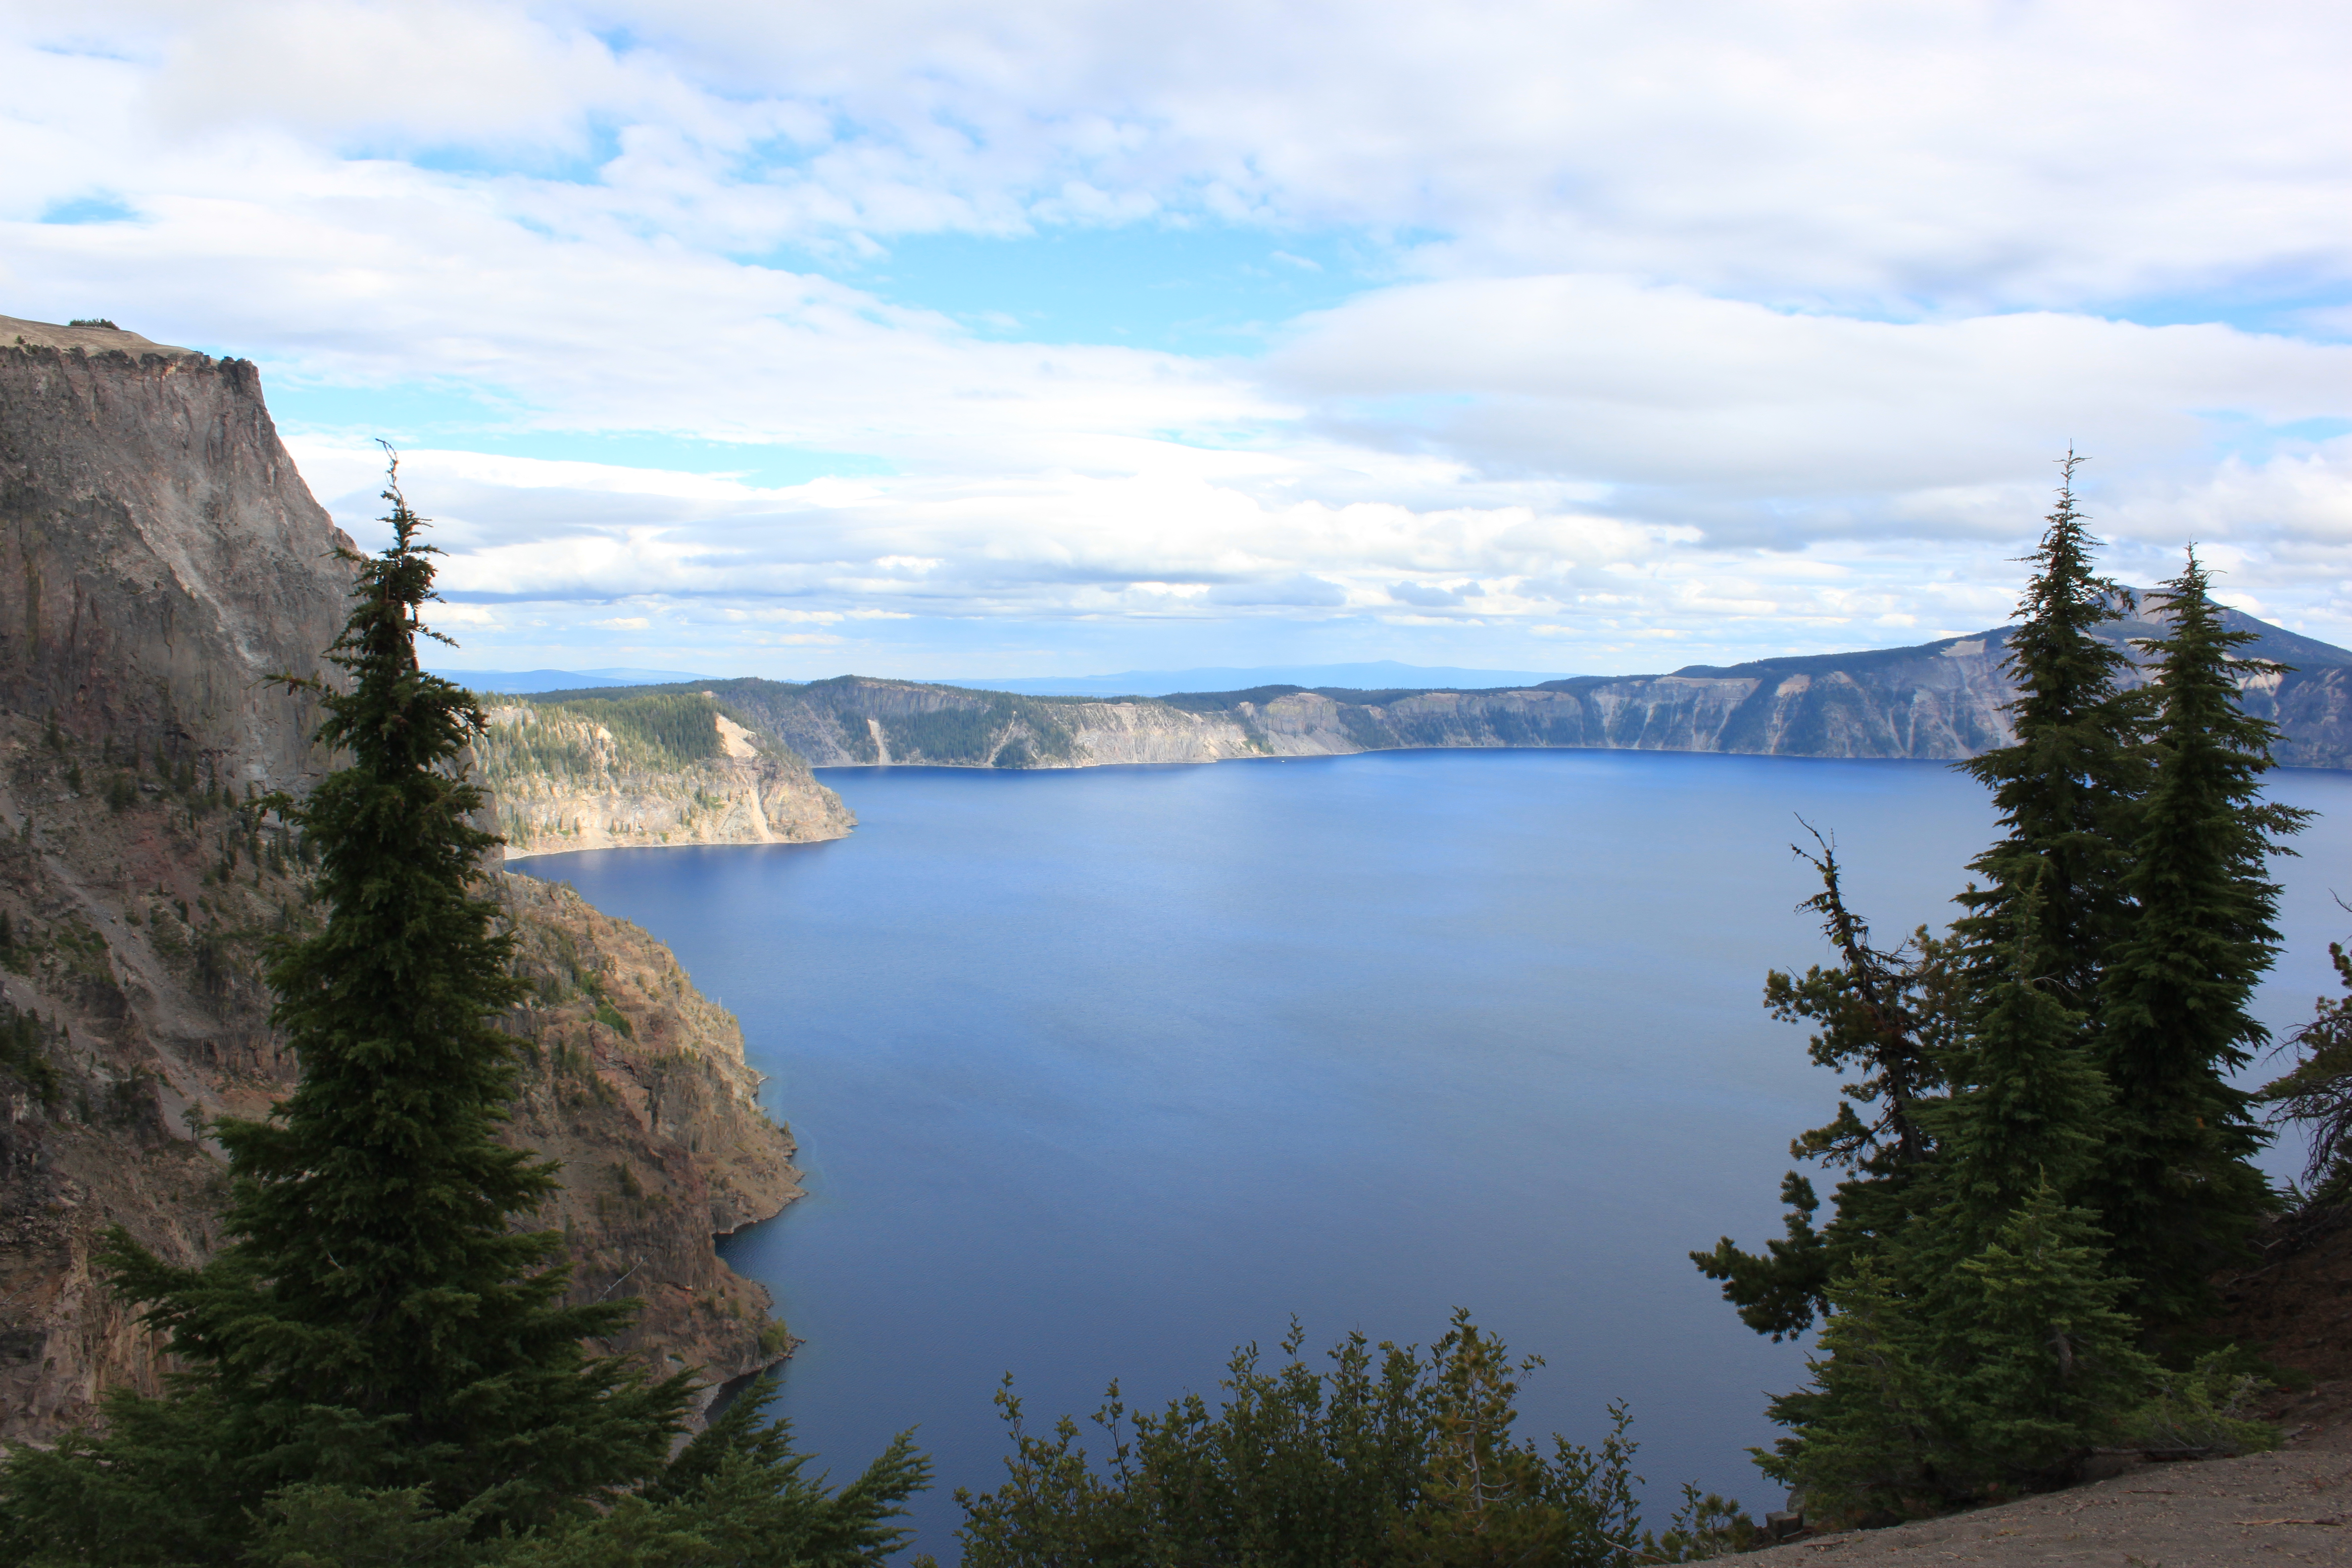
[519,749,2352,1558]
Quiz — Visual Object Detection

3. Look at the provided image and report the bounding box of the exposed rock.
[0,317,342,792]
[490,873,799,1402]
[557,605,2352,775]
[481,699,854,860]
[0,318,800,1448]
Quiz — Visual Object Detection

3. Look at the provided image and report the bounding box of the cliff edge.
[0,317,802,1445]
[481,695,854,859]
[540,601,2352,777]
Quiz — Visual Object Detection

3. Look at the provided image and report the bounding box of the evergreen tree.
[1760,889,2131,1521]
[0,460,691,1564]
[2259,938,2352,1202]
[236,1373,932,1568]
[1955,453,2146,1006]
[1692,833,1962,1338]
[2094,550,2304,1329]
[1761,1184,2156,1523]
[1923,871,2109,1245]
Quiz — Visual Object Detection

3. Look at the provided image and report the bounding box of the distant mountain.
[522,602,2352,772]
[430,666,709,693]
[952,661,1572,697]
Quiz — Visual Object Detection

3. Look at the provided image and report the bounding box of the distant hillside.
[530,602,2352,773]
[953,662,1572,697]
[437,666,709,693]
[478,690,854,857]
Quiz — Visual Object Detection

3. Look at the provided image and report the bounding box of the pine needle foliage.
[2260,940,2352,1200]
[1922,874,2109,1245]
[1690,830,1964,1340]
[0,458,692,1564]
[2094,551,2304,1327]
[1955,451,2146,1006]
[1700,463,2300,1520]
[1761,1186,2156,1522]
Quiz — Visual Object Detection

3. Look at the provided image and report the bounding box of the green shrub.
[955,1314,1752,1567]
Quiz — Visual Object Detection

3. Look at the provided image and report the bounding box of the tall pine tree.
[1759,882,2138,1520]
[2093,549,2304,1331]
[1923,870,2110,1247]
[1955,452,2146,1008]
[0,459,691,1564]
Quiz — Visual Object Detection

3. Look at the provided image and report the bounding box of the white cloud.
[5,0,2349,674]
[17,0,2348,303]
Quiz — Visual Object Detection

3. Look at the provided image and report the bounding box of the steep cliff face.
[0,316,343,792]
[560,603,2352,775]
[490,874,799,1389]
[481,698,854,859]
[0,318,799,1447]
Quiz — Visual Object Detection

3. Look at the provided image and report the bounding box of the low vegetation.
[957,1315,1753,1567]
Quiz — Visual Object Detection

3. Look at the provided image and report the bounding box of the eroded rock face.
[491,873,800,1400]
[0,322,800,1447]
[482,703,855,860]
[0,319,345,792]
[654,607,2352,774]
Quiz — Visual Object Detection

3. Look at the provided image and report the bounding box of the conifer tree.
[2260,940,2352,1202]
[2093,550,2304,1329]
[1923,873,2109,1245]
[0,460,691,1564]
[1760,1185,2155,1522]
[1691,834,1961,1338]
[1759,892,2132,1519]
[1955,453,2145,1005]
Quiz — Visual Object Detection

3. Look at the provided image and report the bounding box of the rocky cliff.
[0,315,343,793]
[0,316,799,1447]
[480,696,854,860]
[551,603,2352,774]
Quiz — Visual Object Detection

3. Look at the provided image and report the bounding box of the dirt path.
[1745,1446,2352,1565]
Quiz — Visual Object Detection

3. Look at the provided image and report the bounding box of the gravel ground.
[1744,1445,2352,1565]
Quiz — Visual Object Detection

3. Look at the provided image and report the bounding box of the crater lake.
[519,747,2352,1559]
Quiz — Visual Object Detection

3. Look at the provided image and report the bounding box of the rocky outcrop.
[482,700,854,860]
[0,316,344,794]
[0,318,801,1447]
[563,603,2352,774]
[491,874,799,1396]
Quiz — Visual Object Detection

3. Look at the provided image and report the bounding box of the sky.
[5,0,2349,681]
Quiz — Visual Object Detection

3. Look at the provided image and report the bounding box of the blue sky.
[6,0,2349,680]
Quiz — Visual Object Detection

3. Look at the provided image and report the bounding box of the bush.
[954,1314,1753,1567]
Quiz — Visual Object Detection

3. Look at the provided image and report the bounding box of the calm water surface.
[520,749,2352,1558]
